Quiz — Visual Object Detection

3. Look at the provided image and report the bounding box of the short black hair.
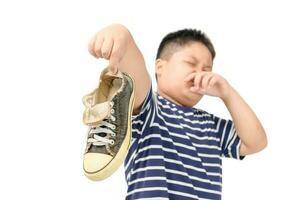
[155,28,216,82]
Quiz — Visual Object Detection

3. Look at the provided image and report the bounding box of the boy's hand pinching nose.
[184,71,232,99]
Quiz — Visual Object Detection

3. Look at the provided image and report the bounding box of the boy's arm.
[117,32,151,115]
[222,86,268,156]
[185,71,268,156]
[88,24,151,115]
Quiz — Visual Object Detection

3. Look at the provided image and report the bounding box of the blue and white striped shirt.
[124,82,245,200]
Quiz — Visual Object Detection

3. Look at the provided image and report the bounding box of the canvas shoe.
[82,66,135,181]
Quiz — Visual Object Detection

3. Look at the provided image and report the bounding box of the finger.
[101,37,114,59]
[108,58,118,75]
[107,65,118,75]
[106,38,115,60]
[193,72,204,89]
[108,58,118,72]
[108,43,122,74]
[94,36,104,58]
[88,34,98,58]
[184,72,196,82]
[208,76,216,89]
[201,74,214,91]
[190,74,203,94]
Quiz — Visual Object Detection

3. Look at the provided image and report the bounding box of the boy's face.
[156,41,213,107]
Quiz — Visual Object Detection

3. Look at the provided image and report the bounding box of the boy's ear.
[155,58,166,77]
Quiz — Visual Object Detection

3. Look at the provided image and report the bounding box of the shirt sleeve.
[211,113,245,160]
[131,80,156,139]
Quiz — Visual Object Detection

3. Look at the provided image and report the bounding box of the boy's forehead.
[175,46,213,67]
[183,43,211,57]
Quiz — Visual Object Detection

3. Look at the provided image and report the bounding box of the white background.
[0,0,304,199]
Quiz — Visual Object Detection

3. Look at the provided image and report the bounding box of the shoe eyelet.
[111,132,116,137]
[110,140,115,145]
[111,109,114,114]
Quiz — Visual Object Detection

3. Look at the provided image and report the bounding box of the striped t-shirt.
[124,82,245,200]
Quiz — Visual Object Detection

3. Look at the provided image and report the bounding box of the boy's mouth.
[184,81,202,95]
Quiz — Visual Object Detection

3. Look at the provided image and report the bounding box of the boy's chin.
[188,89,203,97]
[183,89,203,103]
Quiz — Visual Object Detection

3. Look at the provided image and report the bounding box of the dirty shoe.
[82,67,135,181]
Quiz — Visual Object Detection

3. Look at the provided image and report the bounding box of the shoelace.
[86,101,116,151]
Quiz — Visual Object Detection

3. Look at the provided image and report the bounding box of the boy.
[87,23,267,200]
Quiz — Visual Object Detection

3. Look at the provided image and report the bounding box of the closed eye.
[185,61,196,66]
[184,60,212,71]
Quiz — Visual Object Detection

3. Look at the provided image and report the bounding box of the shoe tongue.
[99,70,122,89]
[104,69,123,79]
[90,101,111,119]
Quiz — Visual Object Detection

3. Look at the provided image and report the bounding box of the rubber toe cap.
[83,153,113,173]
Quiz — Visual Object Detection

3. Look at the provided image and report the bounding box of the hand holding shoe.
[88,23,133,75]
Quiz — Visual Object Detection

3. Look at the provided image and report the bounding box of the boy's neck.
[156,88,182,106]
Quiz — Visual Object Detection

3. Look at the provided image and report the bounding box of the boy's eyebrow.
[186,55,212,68]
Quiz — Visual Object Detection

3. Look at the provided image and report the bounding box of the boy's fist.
[88,23,132,74]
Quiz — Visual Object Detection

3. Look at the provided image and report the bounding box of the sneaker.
[82,66,135,181]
